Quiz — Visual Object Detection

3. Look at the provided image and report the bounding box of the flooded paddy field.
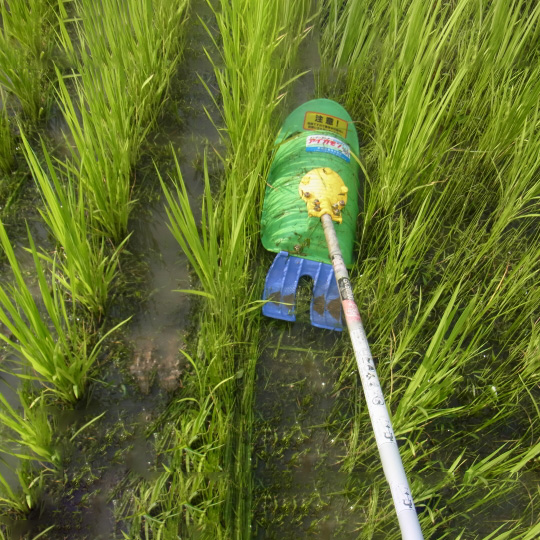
[253,323,358,539]
[0,1,539,539]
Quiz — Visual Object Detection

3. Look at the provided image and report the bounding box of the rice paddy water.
[0,0,539,539]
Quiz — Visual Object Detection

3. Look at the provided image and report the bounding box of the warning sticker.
[306,135,351,162]
[303,111,348,138]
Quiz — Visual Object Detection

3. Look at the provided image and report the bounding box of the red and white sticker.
[306,135,351,162]
[342,299,361,323]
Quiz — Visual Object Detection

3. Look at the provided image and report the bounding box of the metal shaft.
[321,213,424,540]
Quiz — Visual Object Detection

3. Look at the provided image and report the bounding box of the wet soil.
[253,323,360,539]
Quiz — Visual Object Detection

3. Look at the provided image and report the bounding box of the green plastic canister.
[260,99,360,266]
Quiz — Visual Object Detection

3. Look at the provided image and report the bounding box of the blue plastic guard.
[262,251,343,331]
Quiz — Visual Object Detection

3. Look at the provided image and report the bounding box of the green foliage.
[0,392,54,466]
[0,0,57,123]
[0,457,48,515]
[0,391,57,516]
[122,353,234,539]
[55,0,189,241]
[318,0,540,537]
[0,90,15,174]
[128,0,313,537]
[20,131,124,318]
[203,0,310,170]
[1,0,188,528]
[0,221,125,403]
[1,0,538,535]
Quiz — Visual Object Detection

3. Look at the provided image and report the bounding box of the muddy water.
[127,56,220,396]
[126,0,220,396]
[254,322,360,539]
[126,194,192,395]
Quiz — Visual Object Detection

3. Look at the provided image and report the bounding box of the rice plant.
[0,221,125,403]
[0,89,14,174]
[0,390,56,516]
[0,391,54,467]
[75,0,187,130]
[121,352,234,539]
[0,452,50,515]
[54,0,189,242]
[0,0,537,535]
[316,0,540,536]
[0,0,57,123]
[20,131,124,318]
[0,382,57,515]
[123,1,313,536]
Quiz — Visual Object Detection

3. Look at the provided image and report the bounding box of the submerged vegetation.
[0,0,538,538]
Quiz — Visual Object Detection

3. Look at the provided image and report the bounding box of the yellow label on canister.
[303,111,348,138]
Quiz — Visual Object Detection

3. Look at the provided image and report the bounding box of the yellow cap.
[299,167,348,223]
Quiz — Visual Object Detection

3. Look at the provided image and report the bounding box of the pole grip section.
[321,214,424,540]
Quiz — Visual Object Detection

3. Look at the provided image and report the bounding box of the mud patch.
[129,339,156,394]
[282,293,295,307]
[326,297,342,321]
[311,295,342,322]
[129,335,184,394]
[312,294,325,316]
[268,291,282,304]
[267,292,296,308]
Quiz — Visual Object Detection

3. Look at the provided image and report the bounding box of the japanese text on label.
[303,111,348,138]
[306,135,351,162]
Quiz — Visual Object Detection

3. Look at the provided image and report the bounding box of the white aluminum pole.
[321,213,424,540]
